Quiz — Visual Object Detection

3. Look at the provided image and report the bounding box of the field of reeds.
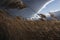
[0,10,60,40]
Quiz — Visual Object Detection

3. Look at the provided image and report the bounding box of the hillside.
[0,9,60,40]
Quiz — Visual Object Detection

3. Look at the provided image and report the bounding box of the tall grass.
[0,10,60,40]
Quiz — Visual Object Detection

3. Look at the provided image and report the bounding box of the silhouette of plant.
[38,14,47,21]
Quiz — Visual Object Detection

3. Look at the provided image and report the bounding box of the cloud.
[50,10,60,12]
[37,0,54,13]
[31,0,55,19]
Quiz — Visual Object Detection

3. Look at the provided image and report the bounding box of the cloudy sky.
[32,0,60,19]
[4,0,60,19]
[40,0,60,14]
[7,0,50,18]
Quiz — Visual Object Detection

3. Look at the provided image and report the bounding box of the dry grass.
[0,10,60,40]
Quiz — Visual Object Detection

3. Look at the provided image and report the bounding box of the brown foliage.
[7,1,26,9]
[1,0,26,9]
[0,10,60,40]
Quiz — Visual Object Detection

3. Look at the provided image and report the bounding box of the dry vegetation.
[0,10,60,40]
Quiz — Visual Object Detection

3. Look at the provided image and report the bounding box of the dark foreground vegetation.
[0,10,60,40]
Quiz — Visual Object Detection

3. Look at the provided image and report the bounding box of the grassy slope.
[0,10,60,40]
